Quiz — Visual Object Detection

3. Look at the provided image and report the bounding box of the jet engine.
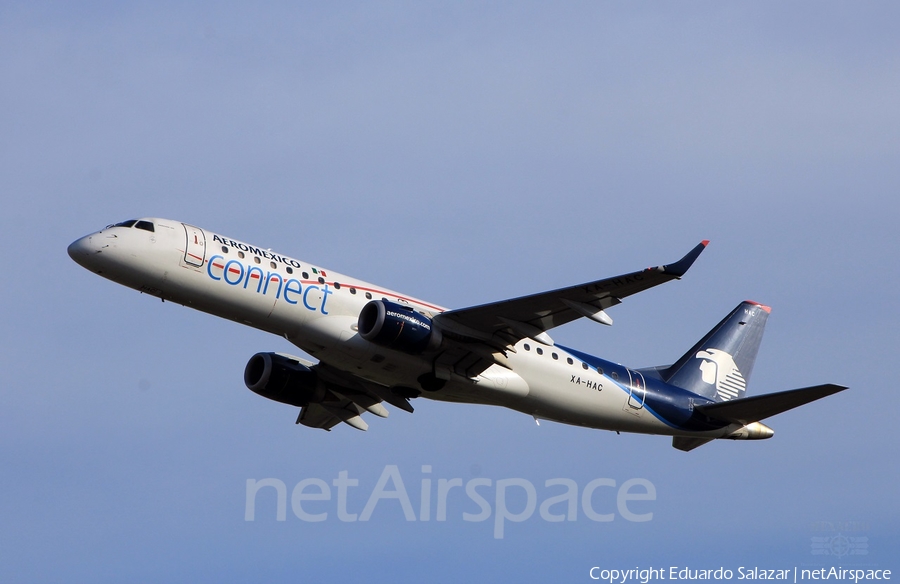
[357,299,441,354]
[244,352,320,407]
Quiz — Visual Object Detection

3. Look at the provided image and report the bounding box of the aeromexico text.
[208,234,334,315]
[212,234,303,269]
[244,465,656,539]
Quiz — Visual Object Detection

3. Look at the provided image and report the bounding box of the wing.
[429,241,708,378]
[434,241,709,364]
[295,361,415,432]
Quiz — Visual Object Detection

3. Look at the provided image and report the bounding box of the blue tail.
[664,301,770,402]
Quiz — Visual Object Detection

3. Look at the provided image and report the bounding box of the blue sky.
[2,3,898,582]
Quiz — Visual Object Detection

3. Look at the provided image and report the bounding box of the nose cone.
[68,234,99,269]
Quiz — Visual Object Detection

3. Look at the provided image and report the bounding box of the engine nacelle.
[244,352,319,407]
[357,299,441,354]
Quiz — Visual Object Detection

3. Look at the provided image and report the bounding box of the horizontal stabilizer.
[695,384,848,425]
[672,437,714,452]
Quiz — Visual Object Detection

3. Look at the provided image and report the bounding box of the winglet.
[660,240,709,278]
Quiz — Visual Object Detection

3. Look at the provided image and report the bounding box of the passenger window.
[254,257,261,264]
[523,344,530,351]
[582,363,589,370]
[349,288,356,295]
[221,246,229,253]
[135,220,155,232]
[238,251,245,259]
[365,292,372,299]
[552,353,558,360]
[286,267,293,274]
[566,357,573,365]
[598,368,603,375]
[318,277,325,284]
[334,282,341,289]
[302,272,309,279]
[612,372,618,380]
[536,347,543,355]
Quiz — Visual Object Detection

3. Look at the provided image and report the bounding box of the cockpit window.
[114,220,137,228]
[135,220,155,232]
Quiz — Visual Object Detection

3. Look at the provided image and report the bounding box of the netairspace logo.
[810,522,871,558]
[244,465,656,539]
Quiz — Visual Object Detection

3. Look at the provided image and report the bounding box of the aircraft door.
[626,370,646,410]
[182,223,206,268]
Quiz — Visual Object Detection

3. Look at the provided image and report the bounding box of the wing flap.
[293,362,417,431]
[297,403,342,431]
[432,341,507,380]
[328,387,389,418]
[314,362,415,413]
[299,398,370,432]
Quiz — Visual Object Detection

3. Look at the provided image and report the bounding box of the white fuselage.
[68,218,743,439]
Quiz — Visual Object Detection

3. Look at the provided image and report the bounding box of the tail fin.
[664,301,770,401]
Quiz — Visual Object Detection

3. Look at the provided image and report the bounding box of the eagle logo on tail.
[695,348,746,401]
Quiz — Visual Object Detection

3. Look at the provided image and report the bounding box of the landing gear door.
[182,223,206,268]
